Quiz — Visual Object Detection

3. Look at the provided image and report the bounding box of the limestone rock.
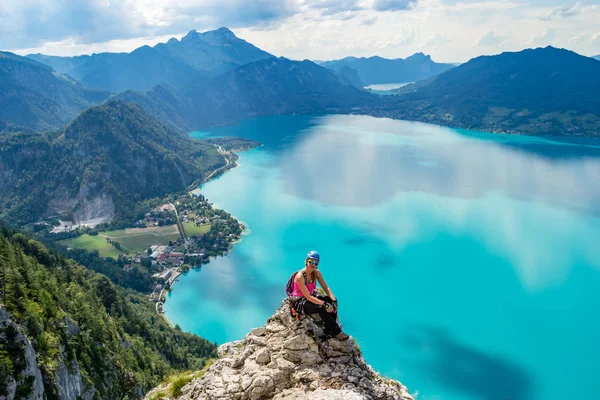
[254,348,271,365]
[64,316,81,337]
[152,300,413,400]
[251,327,267,337]
[0,306,97,400]
[0,306,45,400]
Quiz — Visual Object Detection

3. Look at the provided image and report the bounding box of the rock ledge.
[147,300,413,400]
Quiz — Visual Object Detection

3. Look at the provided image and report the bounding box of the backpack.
[285,270,308,297]
[285,271,308,319]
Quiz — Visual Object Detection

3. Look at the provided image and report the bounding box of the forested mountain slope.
[0,226,216,399]
[0,101,225,225]
[118,57,379,129]
[373,46,600,136]
[0,52,110,132]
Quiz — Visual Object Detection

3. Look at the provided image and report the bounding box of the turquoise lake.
[165,114,600,400]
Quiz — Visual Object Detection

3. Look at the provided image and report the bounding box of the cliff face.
[0,306,44,400]
[146,301,413,400]
[0,306,96,400]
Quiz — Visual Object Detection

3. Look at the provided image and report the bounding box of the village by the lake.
[31,137,261,318]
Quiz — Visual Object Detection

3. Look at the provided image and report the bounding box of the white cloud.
[372,0,418,11]
[304,0,364,15]
[541,2,583,20]
[4,0,600,63]
[361,16,378,25]
[423,33,448,49]
[475,31,506,47]
[0,0,297,49]
[531,28,557,46]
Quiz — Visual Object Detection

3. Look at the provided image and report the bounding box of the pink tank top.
[292,272,316,297]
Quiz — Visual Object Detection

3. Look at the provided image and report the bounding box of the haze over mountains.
[28,28,274,92]
[320,53,456,85]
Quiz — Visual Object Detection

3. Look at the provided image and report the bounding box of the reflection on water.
[281,115,600,214]
[273,115,600,289]
[365,82,413,90]
[171,115,600,400]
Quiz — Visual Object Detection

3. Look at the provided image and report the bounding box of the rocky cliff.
[0,306,96,400]
[145,301,413,400]
[0,306,44,400]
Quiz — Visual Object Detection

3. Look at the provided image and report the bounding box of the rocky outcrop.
[146,300,413,400]
[0,307,96,400]
[52,345,95,400]
[0,306,44,400]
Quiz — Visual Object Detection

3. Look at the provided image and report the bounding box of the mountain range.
[117,57,378,130]
[371,46,600,135]
[2,31,599,138]
[27,28,274,92]
[0,51,110,132]
[0,101,226,226]
[320,53,456,85]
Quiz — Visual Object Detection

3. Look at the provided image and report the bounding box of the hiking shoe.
[334,332,350,341]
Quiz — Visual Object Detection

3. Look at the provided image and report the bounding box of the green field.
[60,225,183,256]
[101,226,181,253]
[183,222,211,237]
[60,235,124,259]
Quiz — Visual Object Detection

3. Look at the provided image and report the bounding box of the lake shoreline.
[158,145,258,323]
[162,114,600,400]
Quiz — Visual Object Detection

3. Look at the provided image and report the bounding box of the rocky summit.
[146,300,413,400]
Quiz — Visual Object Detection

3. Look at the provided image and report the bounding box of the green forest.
[0,225,216,398]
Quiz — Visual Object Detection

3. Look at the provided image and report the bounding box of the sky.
[2,0,599,63]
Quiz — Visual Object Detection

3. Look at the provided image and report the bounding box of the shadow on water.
[401,325,534,400]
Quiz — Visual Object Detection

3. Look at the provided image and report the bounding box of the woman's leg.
[303,300,341,336]
[315,295,338,315]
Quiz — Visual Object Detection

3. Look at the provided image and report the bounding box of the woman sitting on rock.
[290,251,349,340]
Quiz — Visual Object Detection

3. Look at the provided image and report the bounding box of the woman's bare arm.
[316,271,336,301]
[295,272,325,305]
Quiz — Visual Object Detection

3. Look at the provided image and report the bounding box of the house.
[150,245,168,259]
[157,253,185,266]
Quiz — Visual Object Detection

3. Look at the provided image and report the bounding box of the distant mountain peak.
[181,30,200,42]
[214,27,234,34]
[25,26,273,93]
[320,53,454,85]
[132,44,153,53]
[406,52,431,61]
[200,27,238,42]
